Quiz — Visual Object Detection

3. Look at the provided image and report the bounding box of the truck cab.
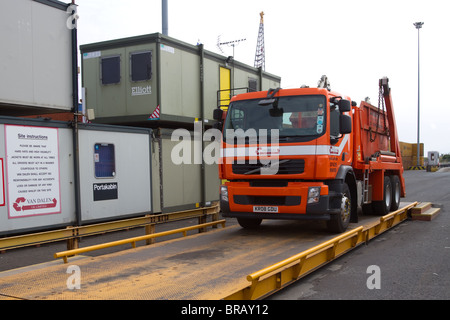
[216,87,355,232]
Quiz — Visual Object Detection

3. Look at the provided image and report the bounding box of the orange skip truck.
[213,77,405,233]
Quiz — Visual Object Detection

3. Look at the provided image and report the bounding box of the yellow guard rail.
[54,220,226,264]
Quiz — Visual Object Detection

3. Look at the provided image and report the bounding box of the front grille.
[234,195,301,206]
[250,180,288,187]
[232,159,305,175]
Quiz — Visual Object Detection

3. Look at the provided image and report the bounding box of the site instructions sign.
[5,125,61,218]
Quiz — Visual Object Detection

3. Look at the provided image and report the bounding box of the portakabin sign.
[93,182,118,201]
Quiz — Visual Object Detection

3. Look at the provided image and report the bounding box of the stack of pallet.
[400,141,424,169]
[411,202,441,221]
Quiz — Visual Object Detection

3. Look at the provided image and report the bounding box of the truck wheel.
[390,175,401,211]
[237,218,262,229]
[372,175,392,216]
[327,183,351,233]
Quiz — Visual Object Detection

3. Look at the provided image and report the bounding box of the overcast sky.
[76,0,450,155]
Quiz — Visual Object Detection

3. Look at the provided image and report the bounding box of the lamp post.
[414,22,424,167]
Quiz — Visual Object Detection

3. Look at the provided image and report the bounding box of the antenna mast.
[254,11,265,70]
[217,37,247,57]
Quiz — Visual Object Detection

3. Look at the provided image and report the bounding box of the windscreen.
[224,95,326,143]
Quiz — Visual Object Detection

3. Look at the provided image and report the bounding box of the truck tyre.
[372,175,392,216]
[327,183,351,233]
[390,175,401,211]
[237,217,262,229]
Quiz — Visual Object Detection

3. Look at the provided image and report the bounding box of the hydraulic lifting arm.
[380,77,406,196]
[380,77,401,159]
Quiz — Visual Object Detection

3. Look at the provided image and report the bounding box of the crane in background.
[254,11,265,70]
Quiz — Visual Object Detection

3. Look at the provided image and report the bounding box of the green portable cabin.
[80,33,281,126]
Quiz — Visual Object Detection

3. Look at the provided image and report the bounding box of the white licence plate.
[253,206,278,213]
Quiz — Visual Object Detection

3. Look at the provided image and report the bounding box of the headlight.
[220,185,229,202]
[307,187,321,204]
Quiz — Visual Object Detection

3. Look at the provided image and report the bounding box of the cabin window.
[101,56,121,85]
[131,51,152,82]
[94,143,116,178]
[248,78,258,92]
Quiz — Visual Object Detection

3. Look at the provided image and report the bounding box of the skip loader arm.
[380,77,406,196]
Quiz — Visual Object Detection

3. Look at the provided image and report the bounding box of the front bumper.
[220,181,342,220]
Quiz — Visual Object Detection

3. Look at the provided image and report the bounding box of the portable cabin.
[0,116,153,236]
[80,33,281,126]
[0,0,76,116]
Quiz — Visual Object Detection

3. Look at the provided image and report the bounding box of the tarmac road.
[269,169,450,300]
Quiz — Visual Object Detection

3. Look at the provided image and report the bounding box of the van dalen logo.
[13,197,58,212]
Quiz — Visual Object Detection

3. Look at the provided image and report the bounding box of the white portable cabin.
[0,117,153,236]
[0,0,76,115]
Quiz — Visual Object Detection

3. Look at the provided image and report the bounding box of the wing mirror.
[213,108,223,121]
[340,114,352,134]
[338,99,351,112]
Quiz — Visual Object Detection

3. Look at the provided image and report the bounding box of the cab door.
[329,98,352,166]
